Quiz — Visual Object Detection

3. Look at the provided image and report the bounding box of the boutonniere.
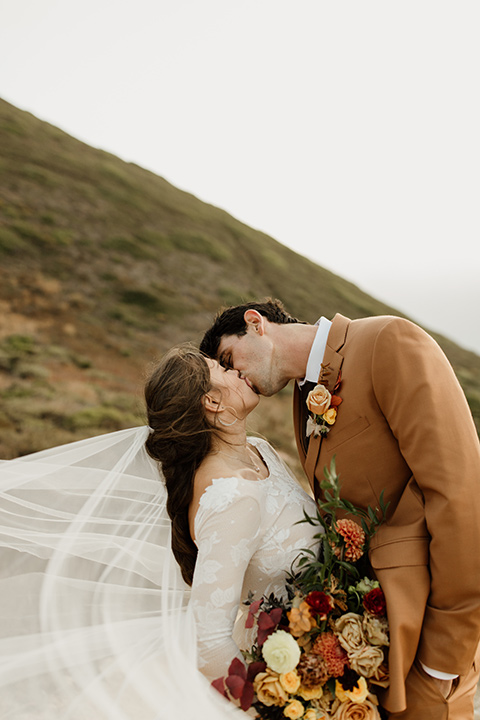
[306,376,342,438]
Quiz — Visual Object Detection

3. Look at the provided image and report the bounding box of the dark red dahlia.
[363,587,387,616]
[305,591,333,618]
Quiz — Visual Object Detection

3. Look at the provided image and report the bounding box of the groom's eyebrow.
[219,352,232,368]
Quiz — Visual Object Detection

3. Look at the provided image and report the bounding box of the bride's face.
[206,358,260,418]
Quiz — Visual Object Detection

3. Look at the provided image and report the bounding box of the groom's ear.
[244,310,265,335]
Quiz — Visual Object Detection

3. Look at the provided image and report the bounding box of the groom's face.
[217,325,288,397]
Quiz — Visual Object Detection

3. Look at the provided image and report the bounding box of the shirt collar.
[298,316,332,387]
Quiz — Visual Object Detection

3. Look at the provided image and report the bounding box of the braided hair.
[144,346,220,585]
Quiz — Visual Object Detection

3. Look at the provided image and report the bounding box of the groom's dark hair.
[200,297,301,359]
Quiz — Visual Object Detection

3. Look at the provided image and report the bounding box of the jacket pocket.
[370,537,430,569]
[327,415,371,450]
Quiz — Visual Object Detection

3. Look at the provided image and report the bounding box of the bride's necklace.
[215,447,261,473]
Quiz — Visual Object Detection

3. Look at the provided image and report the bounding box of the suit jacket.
[293,314,480,713]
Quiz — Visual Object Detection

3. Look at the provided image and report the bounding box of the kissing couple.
[1,298,479,720]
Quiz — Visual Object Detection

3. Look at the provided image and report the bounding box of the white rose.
[262,630,301,674]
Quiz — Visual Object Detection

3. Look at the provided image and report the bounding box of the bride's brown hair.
[144,346,220,585]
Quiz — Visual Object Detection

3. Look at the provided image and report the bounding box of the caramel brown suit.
[293,314,480,716]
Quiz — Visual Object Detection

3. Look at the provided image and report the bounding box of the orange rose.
[306,385,331,416]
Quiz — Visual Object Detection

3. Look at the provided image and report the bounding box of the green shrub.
[105,235,152,259]
[65,406,132,431]
[170,232,230,261]
[136,229,172,251]
[0,226,27,254]
[120,289,166,313]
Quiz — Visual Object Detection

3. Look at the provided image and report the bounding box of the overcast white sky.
[1,0,479,354]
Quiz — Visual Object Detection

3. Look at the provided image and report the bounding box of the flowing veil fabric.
[0,427,241,719]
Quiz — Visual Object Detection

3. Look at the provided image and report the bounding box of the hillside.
[0,97,479,473]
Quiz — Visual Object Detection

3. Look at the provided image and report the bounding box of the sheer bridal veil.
[0,427,240,719]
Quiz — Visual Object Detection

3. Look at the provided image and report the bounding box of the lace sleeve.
[191,477,263,681]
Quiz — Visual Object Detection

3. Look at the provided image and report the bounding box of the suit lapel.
[303,314,350,492]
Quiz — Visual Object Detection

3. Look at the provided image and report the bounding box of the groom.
[200,298,480,719]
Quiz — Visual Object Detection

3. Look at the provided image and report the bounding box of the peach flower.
[332,698,381,719]
[253,669,289,707]
[334,613,366,654]
[348,645,384,678]
[306,385,331,416]
[323,407,337,425]
[284,699,305,719]
[298,684,323,701]
[335,676,369,704]
[280,671,301,694]
[288,601,316,637]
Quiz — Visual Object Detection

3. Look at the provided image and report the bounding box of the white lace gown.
[192,437,320,681]
[0,429,320,719]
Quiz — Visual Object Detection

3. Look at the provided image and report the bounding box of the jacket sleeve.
[371,317,480,674]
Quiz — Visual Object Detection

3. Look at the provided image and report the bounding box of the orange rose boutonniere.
[306,381,342,438]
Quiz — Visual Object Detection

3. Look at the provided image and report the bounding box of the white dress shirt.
[298,317,332,387]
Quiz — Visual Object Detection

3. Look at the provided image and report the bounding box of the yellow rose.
[262,630,301,674]
[323,407,337,425]
[298,684,323,701]
[254,669,289,707]
[280,671,302,694]
[304,711,317,720]
[332,698,381,719]
[335,676,369,704]
[306,385,331,415]
[284,699,305,719]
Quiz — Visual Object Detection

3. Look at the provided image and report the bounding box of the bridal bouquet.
[212,461,389,720]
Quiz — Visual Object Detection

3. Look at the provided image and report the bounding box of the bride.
[0,346,320,719]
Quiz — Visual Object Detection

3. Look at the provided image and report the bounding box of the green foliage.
[291,458,389,593]
[105,235,153,259]
[217,286,257,307]
[120,289,167,313]
[135,229,172,250]
[65,406,132,431]
[0,225,27,254]
[170,231,231,261]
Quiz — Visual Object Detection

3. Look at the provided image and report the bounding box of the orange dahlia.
[334,518,365,562]
[312,631,348,677]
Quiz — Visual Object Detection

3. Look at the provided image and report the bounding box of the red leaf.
[211,677,227,697]
[240,681,255,711]
[225,674,245,700]
[228,657,247,680]
[257,611,275,631]
[247,661,267,681]
[258,625,275,646]
[269,608,283,625]
[257,608,283,645]
[245,599,263,629]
